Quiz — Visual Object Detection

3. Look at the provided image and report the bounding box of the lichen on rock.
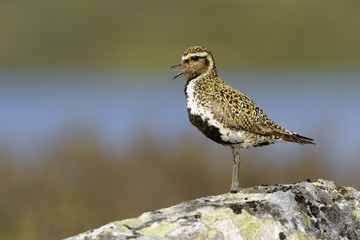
[65,179,360,240]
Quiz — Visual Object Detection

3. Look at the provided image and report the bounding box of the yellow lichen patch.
[207,228,219,239]
[344,186,355,192]
[310,181,325,188]
[193,235,207,240]
[115,218,143,231]
[201,207,233,225]
[289,232,315,240]
[138,221,177,237]
[331,186,355,199]
[353,208,360,219]
[300,211,311,227]
[232,210,263,239]
[223,192,272,202]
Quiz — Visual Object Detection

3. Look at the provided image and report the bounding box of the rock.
[65,179,360,240]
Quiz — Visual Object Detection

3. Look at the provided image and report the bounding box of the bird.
[171,46,315,193]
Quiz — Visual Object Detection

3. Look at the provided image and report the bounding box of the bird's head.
[172,46,216,80]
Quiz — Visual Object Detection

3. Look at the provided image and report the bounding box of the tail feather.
[280,132,316,145]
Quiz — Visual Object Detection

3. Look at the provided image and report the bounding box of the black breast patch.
[187,110,229,145]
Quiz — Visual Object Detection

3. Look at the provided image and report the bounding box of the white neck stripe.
[182,52,209,61]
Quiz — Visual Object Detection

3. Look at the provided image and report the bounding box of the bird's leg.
[230,146,241,193]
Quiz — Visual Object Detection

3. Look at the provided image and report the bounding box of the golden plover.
[172,46,315,193]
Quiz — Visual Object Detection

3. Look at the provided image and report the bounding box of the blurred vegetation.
[0,0,359,69]
[0,129,359,240]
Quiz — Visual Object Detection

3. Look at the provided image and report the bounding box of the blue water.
[0,69,359,167]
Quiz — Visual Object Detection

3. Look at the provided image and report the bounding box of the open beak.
[170,63,181,69]
[170,63,184,80]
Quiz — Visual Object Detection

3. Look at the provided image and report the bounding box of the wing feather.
[209,78,315,145]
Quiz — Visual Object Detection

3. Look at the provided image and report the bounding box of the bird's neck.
[191,68,218,82]
[184,68,219,98]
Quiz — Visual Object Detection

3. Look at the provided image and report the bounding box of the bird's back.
[185,74,315,148]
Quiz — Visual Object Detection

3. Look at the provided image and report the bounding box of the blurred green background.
[1,1,360,239]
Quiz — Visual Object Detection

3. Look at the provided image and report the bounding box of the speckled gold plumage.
[183,46,210,56]
[190,72,314,144]
[172,46,315,192]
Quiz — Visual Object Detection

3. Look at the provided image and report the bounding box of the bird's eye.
[191,56,200,61]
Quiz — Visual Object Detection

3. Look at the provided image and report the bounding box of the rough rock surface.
[66,179,360,240]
